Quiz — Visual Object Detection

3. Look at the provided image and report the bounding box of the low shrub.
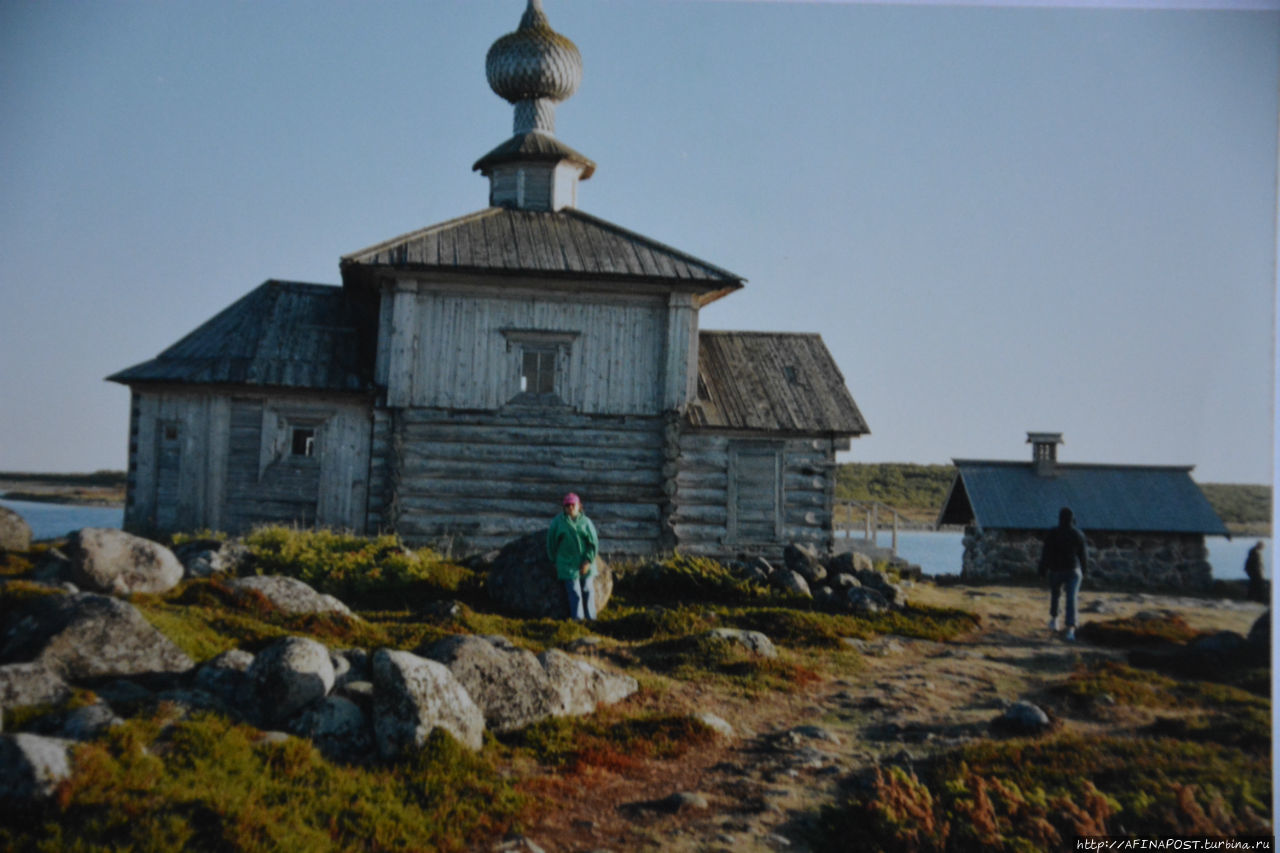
[612,553,770,606]
[502,711,717,776]
[1077,613,1203,647]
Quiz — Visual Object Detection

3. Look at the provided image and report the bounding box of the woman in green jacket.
[547,492,598,620]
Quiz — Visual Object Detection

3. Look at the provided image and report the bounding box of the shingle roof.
[340,207,744,294]
[472,132,596,178]
[107,281,371,392]
[937,461,1229,535]
[687,331,869,435]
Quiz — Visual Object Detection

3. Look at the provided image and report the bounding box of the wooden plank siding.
[377,284,672,415]
[670,432,839,559]
[379,407,665,554]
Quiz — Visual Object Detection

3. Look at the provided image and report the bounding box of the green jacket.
[547,511,599,581]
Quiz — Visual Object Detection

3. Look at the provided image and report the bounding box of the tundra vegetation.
[0,526,1271,851]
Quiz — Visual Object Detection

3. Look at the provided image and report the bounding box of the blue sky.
[1,0,1276,485]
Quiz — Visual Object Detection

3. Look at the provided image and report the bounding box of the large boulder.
[705,628,778,659]
[65,528,183,596]
[485,532,613,618]
[0,506,32,553]
[536,649,638,717]
[194,648,255,707]
[225,576,353,618]
[771,569,812,599]
[0,733,73,802]
[0,662,71,710]
[421,635,558,734]
[0,593,193,679]
[371,649,485,754]
[826,551,875,575]
[240,636,335,726]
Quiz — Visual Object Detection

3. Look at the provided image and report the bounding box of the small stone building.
[936,433,1228,591]
[106,1,869,560]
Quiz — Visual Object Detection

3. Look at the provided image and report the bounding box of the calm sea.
[2,499,1268,583]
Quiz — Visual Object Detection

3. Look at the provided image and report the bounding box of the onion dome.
[486,0,582,108]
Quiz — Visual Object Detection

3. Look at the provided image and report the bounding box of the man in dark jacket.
[1038,506,1088,641]
[1244,541,1266,603]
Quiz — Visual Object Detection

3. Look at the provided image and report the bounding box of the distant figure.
[547,492,599,621]
[1244,541,1267,603]
[1038,506,1088,642]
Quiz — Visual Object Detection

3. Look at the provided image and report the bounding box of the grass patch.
[611,553,772,606]
[243,526,481,610]
[0,711,527,852]
[633,632,821,693]
[813,735,1272,852]
[1077,613,1204,647]
[502,710,717,776]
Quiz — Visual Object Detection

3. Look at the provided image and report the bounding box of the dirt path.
[504,584,1266,853]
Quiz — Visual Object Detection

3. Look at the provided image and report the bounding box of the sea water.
[0,498,124,542]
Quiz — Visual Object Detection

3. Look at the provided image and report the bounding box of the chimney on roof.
[1027,432,1063,477]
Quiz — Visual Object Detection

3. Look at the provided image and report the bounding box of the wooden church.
[109,0,869,558]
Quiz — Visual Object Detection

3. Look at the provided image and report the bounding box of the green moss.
[0,712,527,852]
[611,553,771,606]
[502,711,717,774]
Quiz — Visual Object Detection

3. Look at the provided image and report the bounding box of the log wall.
[378,407,665,555]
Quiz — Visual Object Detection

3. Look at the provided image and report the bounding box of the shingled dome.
[486,0,582,104]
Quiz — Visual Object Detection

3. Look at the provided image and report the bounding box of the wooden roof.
[688,331,869,436]
[340,207,744,295]
[937,461,1229,535]
[107,281,372,392]
[472,132,596,178]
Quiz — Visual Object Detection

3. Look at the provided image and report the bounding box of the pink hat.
[562,493,581,506]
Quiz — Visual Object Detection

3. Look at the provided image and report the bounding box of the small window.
[291,427,316,457]
[520,347,557,395]
[163,425,179,441]
[783,365,798,384]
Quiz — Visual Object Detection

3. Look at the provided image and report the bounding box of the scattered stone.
[31,701,123,741]
[657,791,710,812]
[0,733,73,801]
[371,648,485,755]
[485,532,613,618]
[846,586,889,614]
[0,662,71,710]
[194,649,255,706]
[336,680,375,709]
[784,544,826,585]
[0,506,32,553]
[834,573,860,590]
[172,539,251,579]
[771,569,812,599]
[706,628,778,659]
[695,712,735,738]
[64,528,183,596]
[992,700,1051,735]
[537,649,638,717]
[1188,631,1246,658]
[0,593,193,679]
[30,549,71,584]
[493,835,548,853]
[1247,610,1269,661]
[226,576,354,618]
[422,635,558,734]
[563,636,605,654]
[420,599,464,619]
[240,636,335,725]
[331,648,369,690]
[287,695,374,762]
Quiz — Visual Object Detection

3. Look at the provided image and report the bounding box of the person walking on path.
[1244,540,1267,603]
[1038,506,1088,642]
[547,492,599,621]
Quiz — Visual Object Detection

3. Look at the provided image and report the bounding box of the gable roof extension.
[937,460,1228,536]
[340,207,744,299]
[688,331,869,436]
[107,281,371,393]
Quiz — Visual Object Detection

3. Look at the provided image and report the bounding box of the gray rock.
[1189,631,1246,657]
[0,593,193,679]
[834,573,860,590]
[846,586,889,614]
[41,702,123,741]
[422,635,558,734]
[1247,610,1269,661]
[371,649,485,755]
[240,636,335,726]
[784,544,826,584]
[827,551,874,576]
[154,688,231,717]
[172,539,251,579]
[336,680,375,709]
[194,648,255,706]
[0,506,32,553]
[331,648,369,689]
[694,712,734,738]
[494,836,548,853]
[485,532,613,619]
[658,791,710,812]
[772,569,812,598]
[705,628,778,659]
[993,701,1051,734]
[537,649,638,717]
[0,662,71,710]
[287,695,374,762]
[0,733,73,801]
[65,528,183,596]
[225,576,354,618]
[30,549,72,584]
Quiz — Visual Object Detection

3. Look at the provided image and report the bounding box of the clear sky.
[1,0,1276,485]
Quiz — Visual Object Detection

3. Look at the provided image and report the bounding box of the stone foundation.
[960,528,1212,592]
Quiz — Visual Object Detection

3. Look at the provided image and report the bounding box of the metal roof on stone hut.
[688,331,869,436]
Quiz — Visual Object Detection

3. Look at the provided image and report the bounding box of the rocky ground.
[506,583,1268,852]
